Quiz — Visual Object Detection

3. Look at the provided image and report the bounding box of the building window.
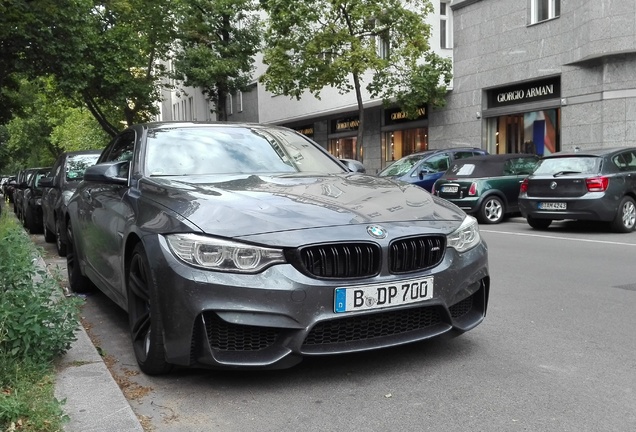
[237,91,243,113]
[486,109,560,156]
[531,0,560,24]
[227,94,233,116]
[440,1,451,49]
[377,31,390,59]
[188,97,194,120]
[383,128,428,166]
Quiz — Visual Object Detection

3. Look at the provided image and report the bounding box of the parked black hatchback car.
[40,150,101,255]
[519,147,636,232]
[63,121,490,375]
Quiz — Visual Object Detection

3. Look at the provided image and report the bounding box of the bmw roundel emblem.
[550,181,557,189]
[367,225,387,239]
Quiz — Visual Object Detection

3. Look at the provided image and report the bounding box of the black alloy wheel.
[611,196,636,233]
[127,243,172,375]
[527,215,552,230]
[55,218,67,256]
[65,219,92,293]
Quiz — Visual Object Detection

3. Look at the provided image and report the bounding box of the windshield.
[378,153,429,177]
[66,154,101,181]
[533,156,601,175]
[145,126,346,176]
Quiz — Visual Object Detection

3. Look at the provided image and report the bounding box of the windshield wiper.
[553,170,581,177]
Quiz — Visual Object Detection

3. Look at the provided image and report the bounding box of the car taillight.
[520,178,529,193]
[431,183,436,194]
[586,176,609,192]
[468,182,477,196]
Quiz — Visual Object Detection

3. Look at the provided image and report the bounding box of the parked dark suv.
[519,147,636,233]
[21,167,52,233]
[378,147,488,191]
[40,150,101,255]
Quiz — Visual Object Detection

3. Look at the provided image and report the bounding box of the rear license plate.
[441,186,458,193]
[538,202,567,210]
[334,277,434,313]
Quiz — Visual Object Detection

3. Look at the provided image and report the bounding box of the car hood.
[138,173,465,237]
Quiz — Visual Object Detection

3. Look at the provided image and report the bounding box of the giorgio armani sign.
[488,77,561,108]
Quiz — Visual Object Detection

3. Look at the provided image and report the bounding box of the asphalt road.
[28,215,636,432]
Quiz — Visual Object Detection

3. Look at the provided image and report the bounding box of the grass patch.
[0,206,82,431]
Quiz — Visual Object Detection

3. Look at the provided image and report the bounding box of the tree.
[1,0,179,137]
[260,0,452,161]
[172,0,262,121]
[0,77,109,173]
[48,0,179,136]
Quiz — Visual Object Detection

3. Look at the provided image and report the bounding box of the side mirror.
[39,176,54,188]
[83,161,129,185]
[340,159,366,173]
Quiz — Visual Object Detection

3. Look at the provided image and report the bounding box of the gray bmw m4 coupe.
[64,122,490,375]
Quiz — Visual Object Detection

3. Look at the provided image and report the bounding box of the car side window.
[503,161,515,176]
[622,151,636,171]
[454,151,476,160]
[415,154,450,176]
[103,131,135,179]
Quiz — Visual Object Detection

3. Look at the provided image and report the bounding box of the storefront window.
[328,137,357,159]
[487,109,559,156]
[383,128,428,165]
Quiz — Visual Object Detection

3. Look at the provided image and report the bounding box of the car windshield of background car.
[378,154,425,177]
[66,154,101,181]
[533,156,600,175]
[145,127,346,176]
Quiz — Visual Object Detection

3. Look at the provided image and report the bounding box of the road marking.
[480,229,636,247]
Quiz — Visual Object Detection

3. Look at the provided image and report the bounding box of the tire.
[611,196,636,233]
[66,219,93,293]
[55,218,67,257]
[527,215,552,230]
[25,206,40,234]
[43,219,56,243]
[478,196,505,224]
[127,243,172,375]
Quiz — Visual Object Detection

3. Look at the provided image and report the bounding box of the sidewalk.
[9,192,144,432]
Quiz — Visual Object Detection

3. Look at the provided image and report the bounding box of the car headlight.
[447,216,481,253]
[165,233,286,273]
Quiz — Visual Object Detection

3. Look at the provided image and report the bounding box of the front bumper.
[145,233,490,370]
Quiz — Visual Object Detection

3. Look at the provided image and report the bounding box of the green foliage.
[260,0,453,152]
[0,77,108,173]
[172,0,262,120]
[0,211,81,430]
[0,359,68,432]
[50,108,111,153]
[0,213,82,363]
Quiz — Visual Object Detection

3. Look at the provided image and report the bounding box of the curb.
[33,254,144,432]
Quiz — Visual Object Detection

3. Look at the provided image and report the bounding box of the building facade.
[441,0,636,157]
[162,0,636,174]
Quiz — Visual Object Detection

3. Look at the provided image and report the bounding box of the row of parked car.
[2,150,102,255]
[377,145,636,233]
[4,120,636,379]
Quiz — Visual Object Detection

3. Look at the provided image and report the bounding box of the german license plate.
[538,202,567,210]
[441,186,458,193]
[334,277,434,313]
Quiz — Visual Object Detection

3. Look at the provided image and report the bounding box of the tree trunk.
[352,72,364,162]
